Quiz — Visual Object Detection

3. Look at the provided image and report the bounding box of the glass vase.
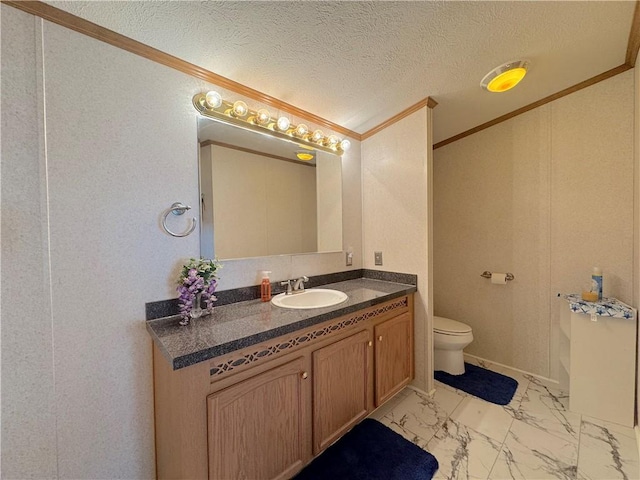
[190,292,204,319]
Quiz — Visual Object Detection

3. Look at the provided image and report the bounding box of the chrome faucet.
[280,279,293,295]
[293,276,309,292]
[280,276,309,295]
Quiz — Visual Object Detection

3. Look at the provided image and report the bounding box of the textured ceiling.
[46,1,635,143]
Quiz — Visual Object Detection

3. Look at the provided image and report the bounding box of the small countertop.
[147,278,417,370]
[562,294,636,319]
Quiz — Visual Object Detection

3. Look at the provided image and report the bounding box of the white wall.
[1,8,58,478]
[635,49,640,430]
[1,7,362,478]
[362,107,434,392]
[434,71,634,379]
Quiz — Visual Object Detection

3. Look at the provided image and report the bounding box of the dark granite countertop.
[147,277,417,370]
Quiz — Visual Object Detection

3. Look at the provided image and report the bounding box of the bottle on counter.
[260,271,272,302]
[591,267,603,301]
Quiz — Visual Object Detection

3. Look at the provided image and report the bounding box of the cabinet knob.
[368,341,373,347]
[378,335,383,342]
[301,371,309,379]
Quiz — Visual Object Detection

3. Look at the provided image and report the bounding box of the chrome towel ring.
[162,202,197,237]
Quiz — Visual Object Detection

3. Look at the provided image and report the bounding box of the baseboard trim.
[462,353,560,386]
[635,425,640,465]
[406,384,436,398]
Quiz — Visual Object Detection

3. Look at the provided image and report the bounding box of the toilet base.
[434,349,465,375]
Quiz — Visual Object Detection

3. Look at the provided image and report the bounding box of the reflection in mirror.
[198,117,343,260]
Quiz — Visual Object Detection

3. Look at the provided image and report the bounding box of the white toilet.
[434,316,474,375]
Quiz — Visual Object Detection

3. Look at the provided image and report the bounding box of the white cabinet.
[559,295,637,427]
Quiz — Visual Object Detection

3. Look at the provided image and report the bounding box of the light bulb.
[232,100,248,117]
[294,124,309,137]
[255,108,270,126]
[327,135,339,146]
[311,130,324,143]
[340,139,351,151]
[276,116,290,131]
[204,91,223,109]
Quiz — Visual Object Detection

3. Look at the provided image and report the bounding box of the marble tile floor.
[368,357,639,480]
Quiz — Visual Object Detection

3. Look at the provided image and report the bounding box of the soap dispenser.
[260,271,272,302]
[591,267,603,301]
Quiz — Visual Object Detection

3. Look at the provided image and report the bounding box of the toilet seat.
[434,316,472,335]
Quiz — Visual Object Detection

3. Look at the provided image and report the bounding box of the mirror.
[198,117,343,260]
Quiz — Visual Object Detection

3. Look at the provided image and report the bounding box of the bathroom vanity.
[147,277,416,480]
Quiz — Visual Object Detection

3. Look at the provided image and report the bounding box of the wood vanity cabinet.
[312,329,372,454]
[207,356,311,480]
[153,294,414,480]
[374,311,414,406]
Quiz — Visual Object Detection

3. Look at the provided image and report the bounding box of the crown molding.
[626,0,640,67]
[4,0,636,148]
[2,0,361,140]
[361,97,437,141]
[435,0,639,150]
[434,64,632,150]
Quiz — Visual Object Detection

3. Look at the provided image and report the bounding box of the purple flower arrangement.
[177,258,221,326]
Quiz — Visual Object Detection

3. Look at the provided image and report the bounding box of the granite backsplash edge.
[145,268,417,320]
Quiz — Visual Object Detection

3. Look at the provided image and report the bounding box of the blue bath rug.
[295,418,439,480]
[434,362,518,405]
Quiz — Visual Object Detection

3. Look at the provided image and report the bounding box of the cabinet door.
[375,312,413,406]
[312,329,371,454]
[569,312,636,427]
[207,357,311,480]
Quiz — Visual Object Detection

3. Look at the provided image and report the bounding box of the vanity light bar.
[192,92,351,156]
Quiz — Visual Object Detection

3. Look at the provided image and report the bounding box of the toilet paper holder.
[481,271,515,281]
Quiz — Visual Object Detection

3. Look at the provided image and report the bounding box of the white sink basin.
[271,289,348,309]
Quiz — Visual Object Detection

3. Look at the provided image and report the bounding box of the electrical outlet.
[346,251,353,266]
[374,251,383,266]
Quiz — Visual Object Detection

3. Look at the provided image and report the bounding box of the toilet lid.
[434,316,472,334]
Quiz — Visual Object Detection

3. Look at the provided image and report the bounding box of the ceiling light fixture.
[296,150,315,161]
[193,91,351,155]
[481,60,529,93]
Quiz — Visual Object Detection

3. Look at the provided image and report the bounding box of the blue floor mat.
[434,362,518,405]
[295,418,439,480]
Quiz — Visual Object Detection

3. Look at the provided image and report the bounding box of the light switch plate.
[374,251,383,266]
[346,252,353,266]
